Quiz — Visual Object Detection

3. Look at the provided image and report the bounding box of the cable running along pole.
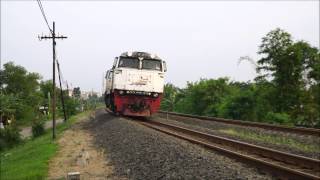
[57,60,67,122]
[39,22,67,139]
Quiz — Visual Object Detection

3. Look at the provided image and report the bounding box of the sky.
[1,1,319,93]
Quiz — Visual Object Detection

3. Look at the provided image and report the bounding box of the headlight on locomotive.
[153,93,159,97]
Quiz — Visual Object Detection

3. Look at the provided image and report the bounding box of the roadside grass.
[0,110,93,180]
[219,128,320,153]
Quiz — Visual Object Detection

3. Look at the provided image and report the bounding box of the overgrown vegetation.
[32,119,45,138]
[0,111,93,180]
[0,62,102,150]
[0,131,58,180]
[161,28,320,127]
[0,126,21,151]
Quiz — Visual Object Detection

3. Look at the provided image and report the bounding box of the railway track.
[138,120,320,180]
[158,111,320,136]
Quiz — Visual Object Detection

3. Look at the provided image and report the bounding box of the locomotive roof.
[120,51,162,60]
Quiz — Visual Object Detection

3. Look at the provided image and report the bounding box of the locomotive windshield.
[118,57,139,69]
[142,59,162,71]
[118,57,162,71]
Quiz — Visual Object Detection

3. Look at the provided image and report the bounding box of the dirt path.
[48,112,114,180]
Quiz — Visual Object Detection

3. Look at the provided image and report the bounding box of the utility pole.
[57,60,67,122]
[48,92,51,116]
[39,21,67,139]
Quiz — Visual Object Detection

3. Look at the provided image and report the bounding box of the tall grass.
[0,111,92,180]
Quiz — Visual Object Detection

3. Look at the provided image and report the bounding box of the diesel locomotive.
[104,51,167,116]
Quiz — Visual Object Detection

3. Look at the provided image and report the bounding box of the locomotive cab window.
[108,71,113,79]
[142,59,162,71]
[105,71,109,78]
[118,57,139,69]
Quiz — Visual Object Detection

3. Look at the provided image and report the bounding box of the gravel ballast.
[155,113,320,159]
[89,109,271,180]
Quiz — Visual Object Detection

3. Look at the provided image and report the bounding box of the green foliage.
[31,119,45,138]
[265,112,291,124]
[39,80,53,100]
[161,28,320,127]
[1,62,41,95]
[174,78,231,116]
[0,110,92,180]
[0,62,42,125]
[258,28,296,112]
[0,62,93,127]
[0,93,19,117]
[0,129,57,179]
[256,28,320,125]
[160,83,180,111]
[64,97,80,117]
[218,83,257,121]
[15,105,37,126]
[0,126,21,151]
[73,87,81,98]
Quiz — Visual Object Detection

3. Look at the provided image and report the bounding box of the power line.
[36,0,53,34]
[37,0,52,33]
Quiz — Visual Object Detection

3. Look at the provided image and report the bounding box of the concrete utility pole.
[39,22,67,139]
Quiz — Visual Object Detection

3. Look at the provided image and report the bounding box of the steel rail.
[139,120,320,180]
[158,111,320,136]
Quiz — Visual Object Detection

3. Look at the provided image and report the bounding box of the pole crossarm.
[39,35,68,39]
[38,21,67,139]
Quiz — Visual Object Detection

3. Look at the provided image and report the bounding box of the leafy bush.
[64,98,81,117]
[265,112,291,125]
[217,90,257,121]
[0,126,21,151]
[32,119,45,138]
[15,105,36,126]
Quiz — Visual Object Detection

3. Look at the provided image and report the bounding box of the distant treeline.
[161,28,320,127]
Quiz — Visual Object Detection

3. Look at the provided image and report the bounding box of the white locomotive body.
[105,51,167,116]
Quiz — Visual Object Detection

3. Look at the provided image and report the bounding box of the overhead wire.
[36,0,69,93]
[36,0,53,34]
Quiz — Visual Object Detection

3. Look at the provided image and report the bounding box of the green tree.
[0,62,42,123]
[174,78,231,116]
[73,87,81,98]
[161,83,180,111]
[1,62,41,96]
[253,80,275,121]
[218,82,257,121]
[64,96,80,117]
[287,41,320,125]
[0,94,19,120]
[257,28,320,126]
[39,80,53,100]
[257,28,296,113]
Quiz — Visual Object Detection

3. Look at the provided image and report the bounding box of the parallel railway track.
[138,120,320,180]
[158,111,320,136]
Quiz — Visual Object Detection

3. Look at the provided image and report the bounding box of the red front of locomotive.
[113,90,162,116]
